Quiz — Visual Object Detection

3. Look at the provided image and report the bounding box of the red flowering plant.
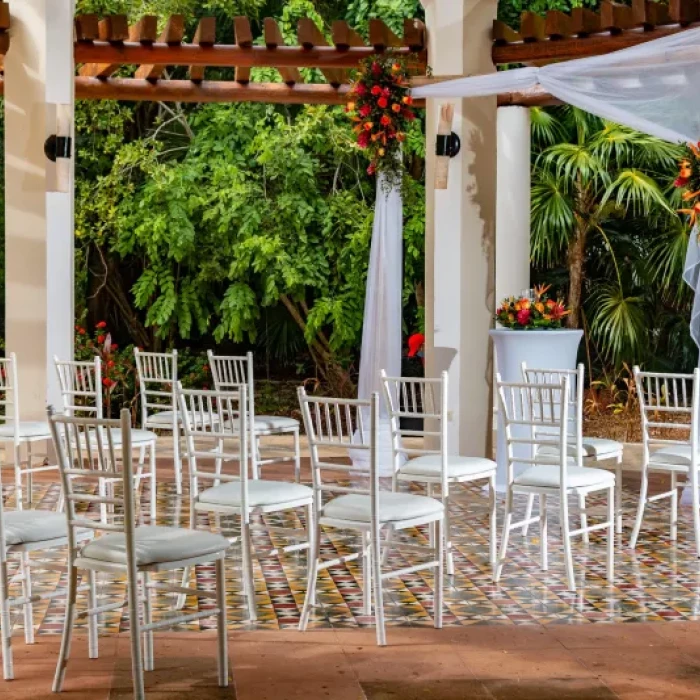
[675,142,700,228]
[347,54,418,185]
[75,319,138,419]
[495,285,571,330]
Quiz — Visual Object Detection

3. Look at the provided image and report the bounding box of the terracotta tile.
[483,677,615,699]
[361,679,494,699]
[441,624,563,650]
[234,681,364,700]
[549,622,667,650]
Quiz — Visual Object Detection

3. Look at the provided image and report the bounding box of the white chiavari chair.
[208,351,302,482]
[381,370,497,573]
[178,383,313,621]
[54,356,157,521]
[134,349,183,495]
[631,367,700,555]
[521,363,624,540]
[495,376,615,591]
[298,388,444,646]
[0,353,57,509]
[48,408,229,700]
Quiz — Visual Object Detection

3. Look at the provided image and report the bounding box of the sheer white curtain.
[352,174,403,473]
[413,27,700,145]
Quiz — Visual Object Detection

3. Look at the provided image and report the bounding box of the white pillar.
[423,0,497,456]
[496,107,531,304]
[5,0,75,419]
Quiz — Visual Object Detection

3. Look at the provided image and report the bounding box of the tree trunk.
[567,219,587,329]
[279,294,356,396]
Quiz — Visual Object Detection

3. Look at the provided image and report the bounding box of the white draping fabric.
[413,27,700,145]
[351,174,403,474]
[683,225,700,351]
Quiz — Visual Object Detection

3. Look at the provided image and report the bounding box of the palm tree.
[530,106,688,368]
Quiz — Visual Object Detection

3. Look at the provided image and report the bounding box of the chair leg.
[607,485,615,582]
[362,530,372,616]
[371,524,386,647]
[251,438,261,481]
[0,550,14,680]
[488,474,498,567]
[14,444,23,511]
[305,503,314,600]
[495,490,513,583]
[444,494,454,577]
[88,570,99,659]
[241,522,257,622]
[293,429,301,483]
[671,472,678,542]
[615,453,623,535]
[434,517,444,630]
[561,494,576,592]
[692,473,700,560]
[127,567,145,700]
[172,425,182,496]
[381,525,394,566]
[26,443,33,507]
[53,565,78,693]
[149,442,157,524]
[579,493,589,545]
[630,470,649,550]
[522,494,534,536]
[539,494,548,571]
[142,572,154,672]
[20,552,34,645]
[215,557,229,687]
[176,567,190,611]
[299,521,321,631]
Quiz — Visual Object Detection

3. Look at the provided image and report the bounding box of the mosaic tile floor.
[9,473,700,639]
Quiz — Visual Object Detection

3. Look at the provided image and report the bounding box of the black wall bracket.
[44,135,73,162]
[436,132,461,158]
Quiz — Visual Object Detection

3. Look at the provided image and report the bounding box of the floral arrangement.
[495,285,571,330]
[675,142,700,227]
[347,54,417,184]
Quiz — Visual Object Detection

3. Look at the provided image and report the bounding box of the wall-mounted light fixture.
[45,103,73,193]
[435,103,459,190]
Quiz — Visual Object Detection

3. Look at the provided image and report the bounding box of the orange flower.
[347,101,356,112]
[392,103,401,113]
[397,132,406,142]
[533,283,551,301]
[380,115,392,126]
[545,299,556,309]
[402,95,413,105]
[378,148,386,157]
[363,122,373,131]
[518,298,531,310]
[391,63,401,72]
[535,302,545,313]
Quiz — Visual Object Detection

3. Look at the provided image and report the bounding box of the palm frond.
[601,169,674,218]
[530,169,576,266]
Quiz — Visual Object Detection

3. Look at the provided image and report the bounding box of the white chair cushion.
[5,511,69,546]
[145,411,179,427]
[198,479,312,509]
[581,437,622,458]
[514,465,615,490]
[400,454,495,480]
[0,421,52,440]
[649,445,696,469]
[109,428,157,446]
[80,526,229,567]
[323,492,444,524]
[225,416,299,433]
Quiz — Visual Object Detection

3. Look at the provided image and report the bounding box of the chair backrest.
[48,407,136,555]
[0,353,21,439]
[54,355,103,419]
[177,383,248,517]
[207,351,255,420]
[496,375,570,488]
[634,366,700,463]
[521,362,583,454]
[297,387,379,513]
[381,370,447,486]
[134,349,178,427]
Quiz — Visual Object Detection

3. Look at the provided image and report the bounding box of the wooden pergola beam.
[331,20,365,50]
[298,18,346,86]
[233,16,253,84]
[492,22,695,63]
[134,15,185,81]
[74,42,423,69]
[189,17,216,82]
[264,18,303,85]
[78,14,128,79]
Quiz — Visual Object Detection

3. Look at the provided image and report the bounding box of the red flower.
[111,343,118,350]
[357,131,370,148]
[355,83,367,96]
[76,327,85,335]
[402,95,414,106]
[371,85,382,96]
[102,377,115,388]
[96,321,107,329]
[380,115,391,126]
[371,62,381,76]
[203,365,209,373]
[675,176,690,188]
[367,163,376,176]
[516,309,531,326]
[377,96,388,109]
[97,335,105,344]
[403,109,416,121]
[107,360,115,368]
[359,104,371,117]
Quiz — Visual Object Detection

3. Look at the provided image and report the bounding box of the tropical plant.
[530,106,689,369]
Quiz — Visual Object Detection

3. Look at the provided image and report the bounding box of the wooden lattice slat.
[189,17,216,82]
[670,0,700,25]
[79,15,128,79]
[520,12,547,41]
[135,14,185,81]
[571,8,602,36]
[632,0,672,28]
[600,1,634,33]
[264,18,303,85]
[368,19,402,50]
[75,15,100,41]
[332,20,365,50]
[545,10,573,39]
[492,20,522,44]
[130,16,158,44]
[403,18,426,51]
[233,16,253,84]
[298,18,345,87]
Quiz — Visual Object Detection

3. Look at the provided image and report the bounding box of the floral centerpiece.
[495,285,571,330]
[675,142,700,227]
[346,55,417,184]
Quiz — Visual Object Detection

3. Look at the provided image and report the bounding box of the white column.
[5,0,75,419]
[423,0,497,456]
[496,107,531,304]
